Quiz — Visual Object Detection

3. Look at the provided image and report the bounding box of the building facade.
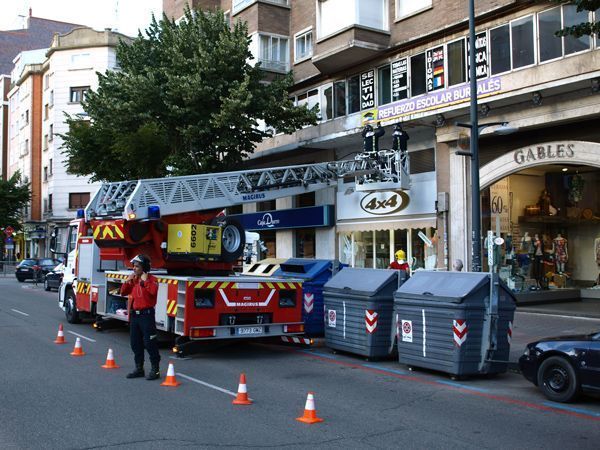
[169,1,600,297]
[6,27,130,258]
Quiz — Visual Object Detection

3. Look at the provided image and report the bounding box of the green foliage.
[552,0,600,37]
[0,171,31,233]
[61,7,317,182]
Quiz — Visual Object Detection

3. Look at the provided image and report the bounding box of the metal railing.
[0,261,17,277]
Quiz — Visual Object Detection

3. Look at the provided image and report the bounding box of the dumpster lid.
[396,271,490,303]
[275,258,340,279]
[324,268,398,297]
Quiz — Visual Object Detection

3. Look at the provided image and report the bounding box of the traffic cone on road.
[296,392,324,424]
[54,324,66,344]
[232,373,252,405]
[160,362,181,387]
[70,337,85,356]
[101,348,120,369]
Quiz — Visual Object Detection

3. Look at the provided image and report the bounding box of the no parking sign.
[401,320,413,342]
[327,309,337,328]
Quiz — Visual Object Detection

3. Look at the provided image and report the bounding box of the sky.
[0,0,163,37]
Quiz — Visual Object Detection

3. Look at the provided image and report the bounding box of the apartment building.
[7,27,130,258]
[170,1,600,298]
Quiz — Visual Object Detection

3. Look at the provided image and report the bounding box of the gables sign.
[513,143,575,165]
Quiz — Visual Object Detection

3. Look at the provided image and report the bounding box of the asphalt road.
[1,277,599,449]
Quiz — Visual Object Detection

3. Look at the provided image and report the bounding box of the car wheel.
[16,277,24,282]
[65,290,81,324]
[211,217,245,263]
[537,356,579,403]
[44,279,51,291]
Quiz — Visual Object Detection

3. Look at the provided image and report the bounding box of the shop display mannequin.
[553,233,568,274]
[520,232,532,253]
[532,234,544,288]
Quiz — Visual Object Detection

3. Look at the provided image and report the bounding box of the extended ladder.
[85,150,410,221]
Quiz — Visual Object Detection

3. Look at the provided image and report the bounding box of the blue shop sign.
[230,205,334,231]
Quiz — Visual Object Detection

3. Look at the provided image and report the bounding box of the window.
[224,10,231,28]
[258,34,289,72]
[49,124,53,141]
[410,148,435,174]
[44,73,49,90]
[296,89,319,116]
[564,4,590,55]
[43,135,48,150]
[333,80,346,118]
[70,53,91,67]
[511,16,535,69]
[447,39,466,86]
[490,24,511,75]
[49,158,53,175]
[347,75,361,114]
[538,7,562,62]
[396,0,431,19]
[410,53,426,96]
[70,86,89,103]
[25,110,29,125]
[295,29,313,62]
[69,193,90,209]
[318,0,387,38]
[49,90,54,107]
[295,229,315,258]
[321,84,333,121]
[377,64,391,105]
[43,166,48,181]
[44,104,49,120]
[48,194,53,212]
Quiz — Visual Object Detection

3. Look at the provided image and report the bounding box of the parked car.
[15,258,61,282]
[44,263,64,291]
[519,331,600,402]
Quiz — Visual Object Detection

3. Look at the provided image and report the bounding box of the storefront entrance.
[480,141,600,293]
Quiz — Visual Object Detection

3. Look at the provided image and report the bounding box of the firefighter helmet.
[395,250,406,260]
[130,254,151,273]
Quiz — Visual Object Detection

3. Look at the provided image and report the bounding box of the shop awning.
[336,215,437,232]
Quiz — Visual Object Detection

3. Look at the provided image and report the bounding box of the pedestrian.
[452,259,464,272]
[120,254,161,380]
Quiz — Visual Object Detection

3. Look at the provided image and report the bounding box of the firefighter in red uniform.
[389,250,409,271]
[120,254,161,380]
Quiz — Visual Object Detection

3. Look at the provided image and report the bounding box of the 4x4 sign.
[360,191,410,215]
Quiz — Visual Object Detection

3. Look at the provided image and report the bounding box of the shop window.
[257,200,276,211]
[410,52,426,97]
[374,230,389,269]
[69,192,90,209]
[297,192,315,207]
[347,75,361,114]
[260,230,276,258]
[377,64,391,106]
[490,24,511,75]
[563,4,590,55]
[295,229,315,258]
[596,9,600,48]
[447,38,466,86]
[409,148,435,174]
[538,7,563,62]
[511,16,535,69]
[333,80,347,118]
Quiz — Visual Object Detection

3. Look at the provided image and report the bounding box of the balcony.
[312,26,390,74]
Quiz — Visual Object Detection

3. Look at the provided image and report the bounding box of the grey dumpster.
[394,271,516,376]
[323,268,402,359]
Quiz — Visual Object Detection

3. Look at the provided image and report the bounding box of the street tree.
[61,7,318,182]
[0,171,31,257]
[553,0,600,37]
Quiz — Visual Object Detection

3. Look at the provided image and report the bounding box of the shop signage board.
[360,70,375,110]
[337,172,436,221]
[467,31,489,80]
[230,205,334,231]
[489,178,510,233]
[391,58,408,101]
[513,143,575,164]
[426,46,445,92]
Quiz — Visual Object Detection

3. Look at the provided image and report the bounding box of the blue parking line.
[298,349,339,360]
[362,364,407,376]
[436,380,491,393]
[542,402,600,418]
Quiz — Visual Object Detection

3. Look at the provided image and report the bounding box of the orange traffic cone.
[70,337,85,356]
[101,348,120,369]
[160,362,181,387]
[296,392,324,424]
[232,373,252,405]
[54,324,66,344]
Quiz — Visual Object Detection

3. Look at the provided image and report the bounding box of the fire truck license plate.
[237,326,263,335]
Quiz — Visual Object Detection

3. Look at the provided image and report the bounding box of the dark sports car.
[15,258,61,282]
[519,331,600,402]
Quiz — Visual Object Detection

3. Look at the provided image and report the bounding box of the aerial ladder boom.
[85,150,409,221]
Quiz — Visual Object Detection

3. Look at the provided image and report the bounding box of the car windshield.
[39,259,57,266]
[592,332,600,341]
[20,259,36,266]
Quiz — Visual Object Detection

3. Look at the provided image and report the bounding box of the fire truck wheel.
[212,217,245,263]
[65,290,81,324]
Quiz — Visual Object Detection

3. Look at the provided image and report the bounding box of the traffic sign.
[5,236,14,244]
[4,226,14,237]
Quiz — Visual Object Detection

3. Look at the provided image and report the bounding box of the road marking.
[363,364,407,376]
[517,311,600,321]
[542,402,600,418]
[11,309,29,316]
[67,331,96,342]
[436,380,490,393]
[176,372,237,397]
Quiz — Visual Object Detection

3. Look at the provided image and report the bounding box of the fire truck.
[51,148,409,355]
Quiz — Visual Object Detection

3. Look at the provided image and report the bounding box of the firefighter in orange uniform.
[120,254,161,380]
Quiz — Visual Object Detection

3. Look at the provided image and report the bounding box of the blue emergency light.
[148,205,161,219]
[76,209,85,219]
